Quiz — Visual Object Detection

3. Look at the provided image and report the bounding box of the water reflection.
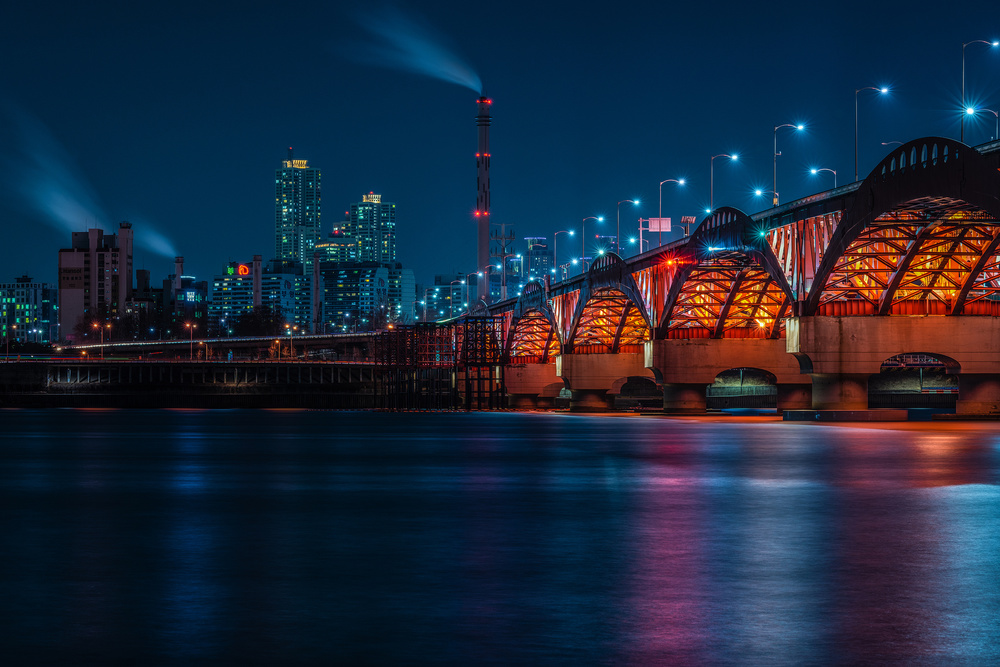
[0,412,999,663]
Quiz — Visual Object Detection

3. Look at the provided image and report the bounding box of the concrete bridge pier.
[504,364,563,409]
[957,374,1000,415]
[776,383,812,412]
[808,373,870,410]
[662,383,708,413]
[557,352,652,412]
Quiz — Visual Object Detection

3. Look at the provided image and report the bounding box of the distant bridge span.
[489,137,1000,412]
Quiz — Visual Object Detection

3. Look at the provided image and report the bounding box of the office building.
[275,149,321,273]
[208,257,304,335]
[319,262,388,332]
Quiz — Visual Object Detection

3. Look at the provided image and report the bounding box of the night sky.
[1,0,997,287]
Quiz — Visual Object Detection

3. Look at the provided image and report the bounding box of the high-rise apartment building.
[57,222,134,342]
[275,149,321,272]
[524,237,553,279]
[1,275,57,344]
[348,193,396,263]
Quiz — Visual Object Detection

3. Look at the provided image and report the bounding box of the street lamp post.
[553,230,574,280]
[810,167,838,188]
[962,40,999,142]
[449,280,464,318]
[185,322,196,360]
[966,107,1000,141]
[580,216,604,274]
[464,271,482,313]
[710,154,738,213]
[616,200,639,255]
[5,324,15,359]
[658,178,685,248]
[773,123,804,207]
[285,324,298,358]
[855,86,889,182]
[91,322,109,360]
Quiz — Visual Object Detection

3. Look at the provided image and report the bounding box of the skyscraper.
[275,148,321,272]
[348,192,396,263]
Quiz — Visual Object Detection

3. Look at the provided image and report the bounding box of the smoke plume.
[342,4,482,94]
[1,103,179,258]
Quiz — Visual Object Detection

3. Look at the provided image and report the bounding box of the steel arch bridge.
[494,137,1000,360]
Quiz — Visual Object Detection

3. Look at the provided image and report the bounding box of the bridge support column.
[776,383,812,412]
[809,373,869,410]
[662,383,707,413]
[505,364,562,410]
[957,374,1000,415]
[569,389,613,412]
[556,353,653,413]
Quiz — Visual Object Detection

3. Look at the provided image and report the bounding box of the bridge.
[488,137,1000,414]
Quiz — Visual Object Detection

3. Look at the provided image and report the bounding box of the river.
[1,409,999,664]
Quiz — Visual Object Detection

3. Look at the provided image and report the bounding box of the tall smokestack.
[475,96,492,304]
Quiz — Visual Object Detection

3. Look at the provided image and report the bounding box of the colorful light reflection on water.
[1,411,999,663]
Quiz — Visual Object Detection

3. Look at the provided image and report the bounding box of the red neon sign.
[238,264,250,276]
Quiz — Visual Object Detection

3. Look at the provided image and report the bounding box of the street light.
[5,324,15,359]
[91,322,110,360]
[809,167,837,188]
[580,216,604,274]
[616,200,639,255]
[448,280,464,318]
[658,178,685,247]
[962,40,999,142]
[773,123,804,206]
[285,324,298,358]
[710,153,738,213]
[554,229,574,280]
[464,271,482,314]
[185,322,196,360]
[855,85,889,182]
[966,107,1000,142]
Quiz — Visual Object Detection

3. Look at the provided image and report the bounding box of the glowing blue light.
[967,107,977,115]
[810,168,818,174]
[880,87,889,94]
[755,189,763,196]
[796,124,804,130]
[678,178,686,185]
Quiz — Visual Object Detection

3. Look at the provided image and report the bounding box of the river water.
[2,409,999,664]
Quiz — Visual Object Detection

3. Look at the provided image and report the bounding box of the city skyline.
[0,1,998,287]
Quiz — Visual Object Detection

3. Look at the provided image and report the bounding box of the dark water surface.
[2,410,1000,665]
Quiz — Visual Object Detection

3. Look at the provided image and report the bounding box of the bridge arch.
[803,138,1000,316]
[658,207,794,339]
[868,352,960,409]
[504,281,561,363]
[566,253,652,352]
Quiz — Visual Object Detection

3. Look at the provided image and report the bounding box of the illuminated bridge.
[488,137,1000,414]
